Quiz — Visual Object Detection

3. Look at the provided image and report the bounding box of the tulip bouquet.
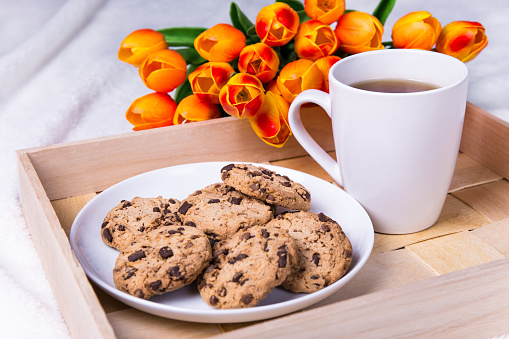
[118,0,488,147]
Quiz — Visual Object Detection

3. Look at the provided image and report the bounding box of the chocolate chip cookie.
[220,163,311,211]
[177,183,274,241]
[266,211,352,293]
[113,225,212,299]
[101,196,181,250]
[198,225,298,309]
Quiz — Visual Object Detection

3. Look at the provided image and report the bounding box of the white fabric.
[0,0,507,337]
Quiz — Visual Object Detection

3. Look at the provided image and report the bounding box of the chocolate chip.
[128,250,146,262]
[318,213,328,222]
[345,249,353,258]
[169,199,176,204]
[241,294,253,305]
[221,164,235,172]
[159,247,173,259]
[185,221,196,227]
[168,266,182,278]
[228,253,248,264]
[101,222,108,229]
[118,225,126,231]
[280,181,291,187]
[122,201,132,209]
[168,229,182,235]
[261,169,272,176]
[138,226,145,232]
[193,190,202,196]
[310,275,320,280]
[249,184,259,191]
[252,170,262,176]
[209,295,219,306]
[218,287,227,297]
[102,229,113,242]
[312,253,320,265]
[266,194,275,201]
[134,289,145,298]
[261,229,269,238]
[321,224,330,232]
[178,201,192,214]
[208,199,220,204]
[277,245,288,268]
[241,232,252,241]
[232,272,243,282]
[239,278,248,286]
[198,280,206,290]
[174,213,181,222]
[153,207,160,212]
[150,280,162,291]
[230,197,243,205]
[122,268,137,280]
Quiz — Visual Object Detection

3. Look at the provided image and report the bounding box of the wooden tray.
[17,102,509,338]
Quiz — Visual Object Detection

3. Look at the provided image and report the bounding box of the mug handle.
[288,89,343,187]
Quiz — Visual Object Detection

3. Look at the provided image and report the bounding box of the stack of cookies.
[100,163,353,309]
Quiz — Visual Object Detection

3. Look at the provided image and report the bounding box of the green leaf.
[158,27,207,47]
[174,48,207,65]
[296,9,310,23]
[175,64,198,104]
[245,25,261,44]
[276,0,304,12]
[230,2,254,35]
[372,0,396,26]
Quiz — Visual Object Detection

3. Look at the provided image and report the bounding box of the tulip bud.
[125,92,177,131]
[138,49,187,93]
[294,19,339,61]
[118,29,168,67]
[194,23,246,62]
[304,0,345,25]
[173,94,221,124]
[314,55,341,92]
[219,73,266,119]
[276,59,323,103]
[238,43,280,84]
[436,21,488,62]
[392,11,441,50]
[256,3,300,47]
[250,92,291,148]
[188,62,235,104]
[334,11,384,54]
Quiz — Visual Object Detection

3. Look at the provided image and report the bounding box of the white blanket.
[0,0,507,337]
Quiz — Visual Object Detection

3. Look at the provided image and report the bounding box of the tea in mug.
[350,78,439,93]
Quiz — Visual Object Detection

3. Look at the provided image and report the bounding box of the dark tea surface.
[350,78,439,93]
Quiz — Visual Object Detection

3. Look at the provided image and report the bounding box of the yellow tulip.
[255,3,300,47]
[314,55,341,92]
[138,49,187,93]
[219,73,266,119]
[392,11,441,50]
[188,62,235,104]
[194,23,246,62]
[125,92,177,131]
[334,11,384,54]
[294,19,339,61]
[118,29,168,67]
[304,0,345,25]
[276,59,323,103]
[173,94,221,124]
[436,21,488,62]
[238,43,280,84]
[249,91,291,148]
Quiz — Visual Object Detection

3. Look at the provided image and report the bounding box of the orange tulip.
[265,79,281,95]
[304,0,345,25]
[219,73,266,119]
[194,23,246,62]
[276,59,323,103]
[118,29,168,67]
[188,62,235,104]
[294,19,339,61]
[334,11,384,54]
[255,3,300,47]
[173,94,221,124]
[250,91,291,148]
[436,21,488,62]
[138,49,187,93]
[126,92,177,131]
[314,55,341,92]
[392,11,441,50]
[238,43,280,84]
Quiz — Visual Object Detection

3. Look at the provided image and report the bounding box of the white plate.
[70,162,374,323]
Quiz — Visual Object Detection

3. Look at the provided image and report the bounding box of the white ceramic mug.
[288,49,469,234]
